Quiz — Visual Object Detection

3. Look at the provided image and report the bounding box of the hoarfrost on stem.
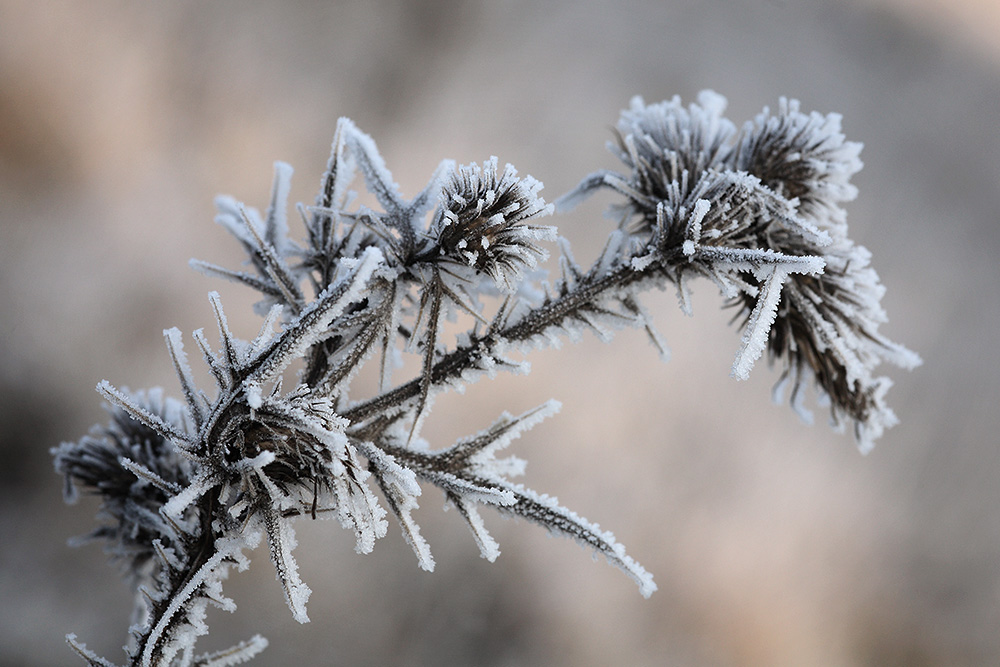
[54,90,918,665]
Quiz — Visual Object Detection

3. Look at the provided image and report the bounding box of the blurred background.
[1,0,997,665]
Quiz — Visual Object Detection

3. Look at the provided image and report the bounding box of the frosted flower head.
[733,98,863,232]
[220,395,352,511]
[424,157,556,291]
[722,100,919,450]
[51,388,191,575]
[734,233,922,451]
[608,91,737,234]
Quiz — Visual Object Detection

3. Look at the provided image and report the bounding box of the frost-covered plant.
[53,92,919,666]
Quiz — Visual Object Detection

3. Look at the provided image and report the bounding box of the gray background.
[1,0,997,664]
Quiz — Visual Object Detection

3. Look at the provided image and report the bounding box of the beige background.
[1,0,997,664]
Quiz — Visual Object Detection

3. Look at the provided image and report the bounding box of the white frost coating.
[419,470,516,506]
[353,439,422,498]
[696,88,729,118]
[731,266,788,381]
[372,460,436,571]
[399,505,436,571]
[618,91,737,179]
[454,498,501,562]
[298,429,388,555]
[596,229,626,277]
[789,375,815,425]
[232,450,276,472]
[503,400,559,441]
[265,161,294,252]
[364,454,435,571]
[66,635,118,667]
[141,532,260,667]
[244,382,263,410]
[214,194,259,247]
[317,118,359,212]
[163,327,207,425]
[854,378,898,455]
[505,482,657,598]
[675,271,694,316]
[201,567,237,613]
[430,156,555,293]
[198,634,269,667]
[237,206,305,310]
[152,538,184,572]
[120,457,180,495]
[208,291,242,370]
[96,381,192,446]
[378,287,407,392]
[629,297,671,362]
[246,246,384,386]
[163,469,219,519]
[685,198,711,245]
[249,304,283,357]
[630,253,656,271]
[692,246,825,275]
[738,98,863,231]
[340,118,404,212]
[264,512,312,624]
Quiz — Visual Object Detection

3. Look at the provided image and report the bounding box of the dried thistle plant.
[53,92,919,666]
